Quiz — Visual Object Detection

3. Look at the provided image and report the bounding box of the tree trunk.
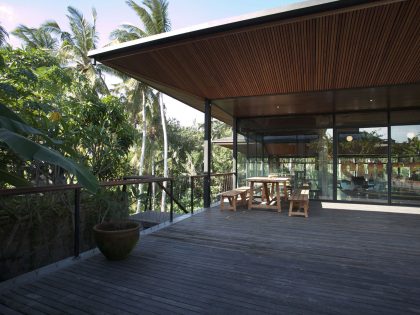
[160,93,168,212]
[136,90,147,213]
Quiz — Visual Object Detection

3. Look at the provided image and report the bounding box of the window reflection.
[337,127,388,203]
[391,125,420,205]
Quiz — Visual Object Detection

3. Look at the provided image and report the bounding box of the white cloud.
[0,4,16,23]
[163,95,203,127]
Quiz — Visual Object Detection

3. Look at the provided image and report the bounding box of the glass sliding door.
[390,124,420,205]
[237,115,333,200]
[337,127,388,203]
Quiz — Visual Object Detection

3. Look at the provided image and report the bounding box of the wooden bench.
[220,186,250,211]
[288,189,310,218]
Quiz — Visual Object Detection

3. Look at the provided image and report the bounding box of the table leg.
[283,182,287,200]
[276,182,281,212]
[263,183,270,203]
[248,181,254,209]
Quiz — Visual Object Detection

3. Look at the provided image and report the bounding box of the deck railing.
[0,177,176,255]
[0,173,233,281]
[0,177,176,281]
[189,172,234,213]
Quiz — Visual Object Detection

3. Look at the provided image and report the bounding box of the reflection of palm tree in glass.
[338,129,386,200]
[339,131,384,155]
[306,130,332,198]
[404,136,420,157]
[393,134,420,180]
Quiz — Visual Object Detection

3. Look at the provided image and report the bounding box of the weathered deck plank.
[1,202,420,314]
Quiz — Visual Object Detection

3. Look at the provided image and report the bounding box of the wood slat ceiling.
[93,0,420,124]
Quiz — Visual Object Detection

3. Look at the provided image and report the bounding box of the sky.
[0,0,303,126]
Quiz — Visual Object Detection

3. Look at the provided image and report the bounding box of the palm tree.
[0,22,9,47]
[43,6,109,95]
[12,24,58,50]
[111,0,171,211]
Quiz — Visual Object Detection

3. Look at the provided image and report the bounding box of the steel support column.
[232,118,238,188]
[333,113,338,201]
[387,94,392,205]
[203,99,212,208]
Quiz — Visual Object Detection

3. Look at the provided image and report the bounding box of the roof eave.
[88,0,382,61]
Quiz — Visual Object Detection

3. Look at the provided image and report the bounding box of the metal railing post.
[74,188,81,258]
[203,99,212,208]
[170,179,174,222]
[190,176,194,213]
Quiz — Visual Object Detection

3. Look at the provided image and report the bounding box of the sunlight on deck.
[321,202,420,215]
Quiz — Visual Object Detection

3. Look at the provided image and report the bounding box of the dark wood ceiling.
[90,0,420,125]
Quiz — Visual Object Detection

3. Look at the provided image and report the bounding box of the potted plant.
[93,221,140,260]
[92,188,141,260]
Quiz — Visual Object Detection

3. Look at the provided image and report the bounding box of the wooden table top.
[246,177,290,183]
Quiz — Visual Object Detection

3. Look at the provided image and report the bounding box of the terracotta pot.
[93,221,140,260]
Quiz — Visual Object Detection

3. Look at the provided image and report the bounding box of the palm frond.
[40,20,61,34]
[12,24,57,50]
[98,64,131,81]
[126,0,156,35]
[0,23,9,47]
[110,24,145,42]
[11,25,34,47]
[150,0,171,33]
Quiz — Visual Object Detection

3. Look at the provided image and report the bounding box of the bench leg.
[248,183,254,209]
[239,192,247,206]
[288,200,294,216]
[221,196,235,211]
[304,201,309,218]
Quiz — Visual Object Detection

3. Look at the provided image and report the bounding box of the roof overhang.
[89,0,420,125]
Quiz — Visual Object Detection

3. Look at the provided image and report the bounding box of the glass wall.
[238,115,333,200]
[234,110,420,205]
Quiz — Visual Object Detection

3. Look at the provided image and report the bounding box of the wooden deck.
[1,202,420,314]
[130,210,181,224]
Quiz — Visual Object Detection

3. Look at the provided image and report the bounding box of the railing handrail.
[189,172,235,213]
[190,172,234,179]
[0,177,173,196]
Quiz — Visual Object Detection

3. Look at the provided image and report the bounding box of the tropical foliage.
[0,47,134,190]
[1,2,233,203]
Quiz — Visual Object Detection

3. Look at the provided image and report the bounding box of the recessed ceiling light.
[346,135,353,142]
[369,99,374,102]
[276,105,280,109]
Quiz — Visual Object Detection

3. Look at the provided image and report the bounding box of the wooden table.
[247,177,290,212]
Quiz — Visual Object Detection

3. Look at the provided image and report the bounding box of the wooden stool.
[289,189,310,218]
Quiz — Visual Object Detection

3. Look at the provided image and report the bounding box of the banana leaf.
[0,103,62,145]
[0,168,31,187]
[0,128,98,193]
[0,102,25,123]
